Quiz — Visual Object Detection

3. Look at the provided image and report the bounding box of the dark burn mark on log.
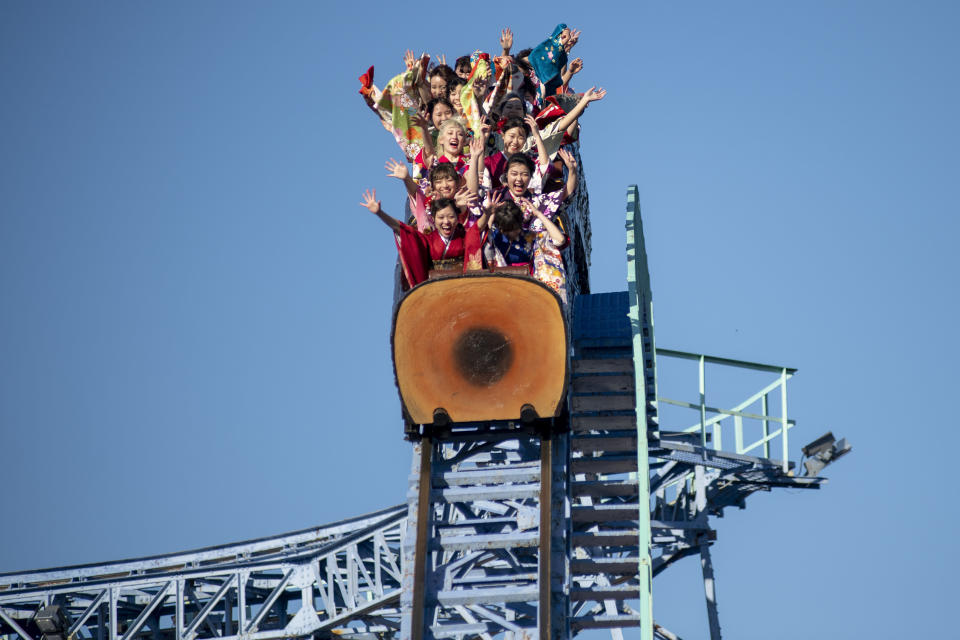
[453,327,514,386]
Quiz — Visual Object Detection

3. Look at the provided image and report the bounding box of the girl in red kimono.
[359,191,489,289]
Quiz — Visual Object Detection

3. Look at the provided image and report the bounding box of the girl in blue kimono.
[529,24,578,99]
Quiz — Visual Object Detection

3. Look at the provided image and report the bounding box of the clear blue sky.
[2,2,957,638]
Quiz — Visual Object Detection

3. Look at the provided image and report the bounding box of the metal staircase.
[567,291,646,636]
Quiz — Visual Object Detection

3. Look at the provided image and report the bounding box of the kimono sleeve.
[393,220,432,289]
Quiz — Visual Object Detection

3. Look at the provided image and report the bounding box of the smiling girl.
[417,119,470,177]
[359,190,489,287]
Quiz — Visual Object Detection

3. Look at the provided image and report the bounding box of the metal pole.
[700,543,722,640]
[699,355,708,455]
[539,434,553,640]
[761,393,770,459]
[780,369,789,472]
[410,437,433,640]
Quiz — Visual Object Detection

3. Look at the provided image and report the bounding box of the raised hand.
[584,86,607,102]
[558,148,577,170]
[385,158,409,181]
[484,188,504,213]
[404,50,416,70]
[515,196,537,216]
[454,185,477,209]
[499,28,514,54]
[566,28,581,50]
[569,58,584,75]
[523,113,540,134]
[412,112,430,131]
[469,135,485,160]
[435,53,446,67]
[359,189,381,214]
[418,53,431,83]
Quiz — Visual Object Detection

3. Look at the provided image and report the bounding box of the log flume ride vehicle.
[393,272,568,438]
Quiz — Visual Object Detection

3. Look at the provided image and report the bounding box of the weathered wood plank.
[571,395,635,412]
[571,414,637,431]
[573,359,634,374]
[572,375,634,393]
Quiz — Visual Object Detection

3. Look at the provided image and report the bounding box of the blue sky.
[2,2,957,638]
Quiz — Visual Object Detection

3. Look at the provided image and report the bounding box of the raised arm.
[359,189,403,233]
[499,28,513,56]
[554,86,606,133]
[477,189,504,231]
[385,158,418,197]
[466,129,488,195]
[482,57,512,117]
[558,148,578,200]
[521,198,566,246]
[411,112,436,168]
[413,53,432,108]
[524,114,549,168]
[561,57,583,92]
[460,56,492,138]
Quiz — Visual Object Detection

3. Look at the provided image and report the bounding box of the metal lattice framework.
[0,185,848,640]
[0,507,408,640]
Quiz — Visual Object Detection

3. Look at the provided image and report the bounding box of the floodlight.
[34,605,70,640]
[803,433,852,476]
[802,432,835,458]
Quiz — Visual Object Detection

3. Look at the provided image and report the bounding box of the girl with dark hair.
[359,190,490,288]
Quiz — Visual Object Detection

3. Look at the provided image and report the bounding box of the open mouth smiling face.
[433,206,458,238]
[506,165,531,196]
[442,129,463,157]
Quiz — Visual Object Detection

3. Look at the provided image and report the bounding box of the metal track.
[0,507,407,640]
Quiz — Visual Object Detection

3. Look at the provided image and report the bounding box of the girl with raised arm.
[359,190,489,288]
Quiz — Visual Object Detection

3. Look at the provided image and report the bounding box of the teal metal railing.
[656,349,796,471]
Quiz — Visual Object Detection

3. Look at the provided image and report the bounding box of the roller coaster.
[0,150,850,639]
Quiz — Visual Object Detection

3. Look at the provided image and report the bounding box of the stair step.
[572,480,639,498]
[432,622,535,638]
[572,395,636,413]
[572,530,640,546]
[571,614,643,631]
[436,516,520,535]
[435,531,539,551]
[572,504,640,522]
[572,433,637,453]
[572,455,637,474]
[570,585,641,601]
[572,375,634,393]
[430,483,540,503]
[435,466,539,486]
[574,338,633,350]
[573,358,634,374]
[572,414,638,431]
[434,586,538,605]
[572,557,640,575]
